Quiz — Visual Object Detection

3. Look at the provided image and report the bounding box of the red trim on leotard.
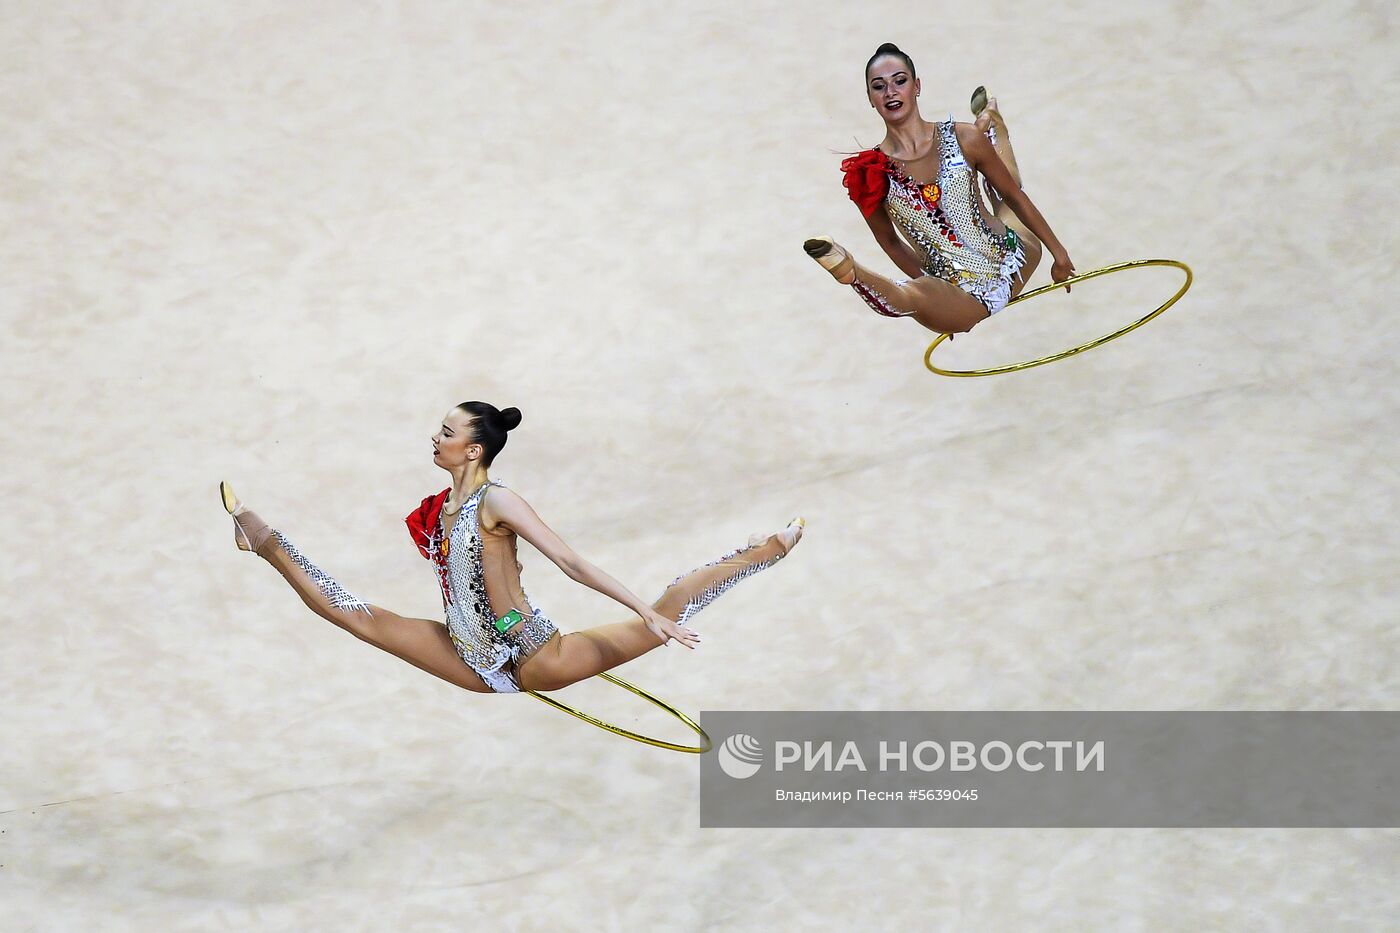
[405,488,450,559]
[841,149,892,217]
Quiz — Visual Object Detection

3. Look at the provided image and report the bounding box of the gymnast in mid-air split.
[219,401,803,696]
[805,42,1077,335]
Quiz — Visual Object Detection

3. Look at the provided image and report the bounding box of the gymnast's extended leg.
[517,522,803,691]
[804,237,991,335]
[224,490,493,694]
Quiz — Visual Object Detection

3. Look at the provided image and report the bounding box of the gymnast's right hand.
[1051,251,1077,292]
[645,610,701,649]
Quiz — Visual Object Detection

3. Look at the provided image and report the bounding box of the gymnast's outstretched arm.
[480,487,699,649]
[959,129,1076,287]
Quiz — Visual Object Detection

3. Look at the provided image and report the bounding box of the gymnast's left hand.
[644,610,700,649]
[1051,252,1077,293]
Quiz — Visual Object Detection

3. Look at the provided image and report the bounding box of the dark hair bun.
[866,42,916,80]
[456,400,521,466]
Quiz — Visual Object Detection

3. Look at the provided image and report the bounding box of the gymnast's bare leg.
[804,238,992,335]
[223,490,494,694]
[516,522,804,691]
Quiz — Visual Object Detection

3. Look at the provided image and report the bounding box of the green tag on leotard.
[494,608,524,633]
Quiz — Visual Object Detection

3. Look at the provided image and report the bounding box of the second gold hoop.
[924,258,1193,377]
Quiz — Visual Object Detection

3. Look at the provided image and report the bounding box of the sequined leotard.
[408,480,557,693]
[402,480,799,695]
[844,119,1026,314]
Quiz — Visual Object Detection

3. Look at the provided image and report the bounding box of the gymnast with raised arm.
[806,42,1076,335]
[219,401,803,696]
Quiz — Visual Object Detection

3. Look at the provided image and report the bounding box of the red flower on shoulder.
[405,488,450,559]
[841,149,891,217]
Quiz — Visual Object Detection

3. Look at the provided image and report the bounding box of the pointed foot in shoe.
[779,517,806,555]
[219,480,241,515]
[971,86,988,116]
[804,238,855,284]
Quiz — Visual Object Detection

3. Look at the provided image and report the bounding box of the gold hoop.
[924,258,1193,377]
[528,672,712,754]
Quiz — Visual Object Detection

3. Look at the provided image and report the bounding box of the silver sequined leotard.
[881,120,1026,312]
[425,480,557,693]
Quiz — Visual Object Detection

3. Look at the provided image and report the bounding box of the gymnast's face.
[431,408,483,469]
[867,56,919,124]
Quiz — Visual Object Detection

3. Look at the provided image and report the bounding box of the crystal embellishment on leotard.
[851,278,914,318]
[272,530,371,615]
[671,542,786,628]
[870,120,1027,314]
[435,480,558,694]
